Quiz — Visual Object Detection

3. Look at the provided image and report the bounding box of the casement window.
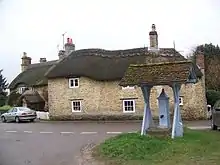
[18,87,26,94]
[123,100,135,113]
[69,78,79,88]
[122,86,135,90]
[179,97,183,105]
[71,101,82,112]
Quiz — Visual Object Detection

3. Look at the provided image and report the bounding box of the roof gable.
[9,60,58,89]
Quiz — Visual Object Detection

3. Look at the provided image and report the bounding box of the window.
[122,86,135,90]
[179,97,183,105]
[71,101,82,112]
[12,108,17,112]
[18,87,26,94]
[69,78,79,88]
[123,100,135,113]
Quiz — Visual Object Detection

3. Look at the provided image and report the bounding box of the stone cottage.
[9,24,207,120]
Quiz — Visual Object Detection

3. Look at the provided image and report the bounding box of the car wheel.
[211,119,217,130]
[15,116,20,123]
[1,116,6,123]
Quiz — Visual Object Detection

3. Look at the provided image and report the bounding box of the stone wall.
[48,76,207,120]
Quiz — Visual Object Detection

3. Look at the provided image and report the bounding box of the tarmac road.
[0,120,210,165]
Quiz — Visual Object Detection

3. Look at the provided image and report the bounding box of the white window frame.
[123,100,135,113]
[71,100,82,112]
[18,87,26,94]
[69,78,79,88]
[122,86,135,90]
[179,96,183,105]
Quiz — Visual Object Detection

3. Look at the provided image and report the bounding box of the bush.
[0,105,12,115]
[0,94,7,107]
[206,89,220,106]
[0,105,12,111]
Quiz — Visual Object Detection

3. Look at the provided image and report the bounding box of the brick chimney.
[149,24,159,52]
[64,37,75,55]
[58,50,65,60]
[21,52,31,72]
[195,51,205,73]
[39,58,47,63]
[58,37,75,59]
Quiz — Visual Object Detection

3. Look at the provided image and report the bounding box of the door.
[5,108,13,121]
[11,108,18,121]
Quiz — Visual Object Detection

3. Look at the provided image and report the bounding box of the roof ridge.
[130,60,191,67]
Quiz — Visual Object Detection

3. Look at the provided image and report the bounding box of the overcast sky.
[0,0,220,83]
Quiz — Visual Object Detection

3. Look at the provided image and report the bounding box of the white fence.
[36,111,50,120]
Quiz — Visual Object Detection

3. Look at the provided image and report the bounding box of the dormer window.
[69,78,79,88]
[18,87,27,94]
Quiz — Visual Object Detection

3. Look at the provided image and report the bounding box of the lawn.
[93,128,220,165]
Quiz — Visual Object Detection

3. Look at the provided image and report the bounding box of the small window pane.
[75,79,79,86]
[70,80,74,87]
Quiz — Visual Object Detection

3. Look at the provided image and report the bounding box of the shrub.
[0,105,12,111]
[0,94,7,107]
[206,89,220,106]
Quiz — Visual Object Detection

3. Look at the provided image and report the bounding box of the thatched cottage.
[9,24,207,120]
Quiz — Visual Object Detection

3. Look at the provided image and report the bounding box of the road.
[0,120,210,165]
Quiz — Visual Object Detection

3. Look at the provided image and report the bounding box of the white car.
[1,107,37,123]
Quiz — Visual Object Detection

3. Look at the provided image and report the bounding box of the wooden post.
[141,85,152,135]
[171,83,183,138]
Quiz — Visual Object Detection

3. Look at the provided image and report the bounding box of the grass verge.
[93,128,220,165]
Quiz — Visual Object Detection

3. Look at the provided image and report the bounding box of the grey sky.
[0,0,220,84]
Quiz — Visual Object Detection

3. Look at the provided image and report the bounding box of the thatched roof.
[45,48,186,80]
[119,61,200,87]
[9,47,202,88]
[9,60,58,89]
[19,90,44,103]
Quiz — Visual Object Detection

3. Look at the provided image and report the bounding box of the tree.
[0,69,8,106]
[190,43,220,90]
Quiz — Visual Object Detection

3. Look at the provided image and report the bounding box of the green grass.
[93,128,220,165]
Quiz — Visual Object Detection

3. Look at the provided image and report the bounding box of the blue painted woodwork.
[157,89,171,128]
[171,83,183,138]
[141,85,153,135]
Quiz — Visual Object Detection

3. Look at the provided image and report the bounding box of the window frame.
[179,96,183,106]
[123,100,135,113]
[71,100,82,112]
[69,78,79,88]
